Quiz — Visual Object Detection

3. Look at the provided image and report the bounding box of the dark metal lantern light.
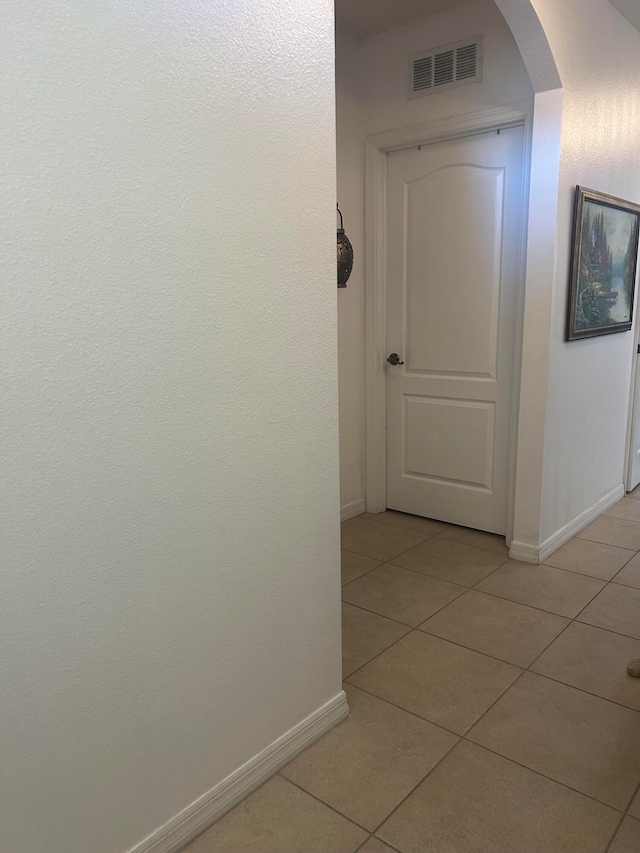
[337,204,353,288]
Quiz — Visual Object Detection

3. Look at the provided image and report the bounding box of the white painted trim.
[505,110,534,548]
[508,540,539,564]
[368,101,533,154]
[127,691,349,853]
[509,484,624,565]
[364,138,388,514]
[364,102,533,526]
[341,498,366,522]
[538,484,625,562]
[624,265,640,490]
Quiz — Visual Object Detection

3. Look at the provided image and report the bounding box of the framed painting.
[566,186,640,341]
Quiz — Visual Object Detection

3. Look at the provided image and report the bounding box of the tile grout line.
[371,836,405,853]
[604,814,628,853]
[610,578,640,591]
[342,600,418,629]
[541,557,637,583]
[343,521,513,562]
[343,627,416,682]
[624,778,640,814]
[343,586,468,630]
[219,684,626,844]
[345,559,470,592]
[369,735,463,838]
[464,579,606,620]
[345,555,640,704]
[277,772,372,836]
[340,511,640,841]
[353,835,373,853]
[347,578,640,744]
[342,562,385,588]
[343,679,462,738]
[459,735,627,816]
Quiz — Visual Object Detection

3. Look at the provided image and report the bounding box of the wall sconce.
[337,205,353,288]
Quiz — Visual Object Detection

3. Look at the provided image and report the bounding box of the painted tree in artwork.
[575,203,614,329]
[624,222,638,289]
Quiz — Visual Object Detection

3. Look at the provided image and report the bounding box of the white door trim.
[364,103,533,535]
[624,270,640,491]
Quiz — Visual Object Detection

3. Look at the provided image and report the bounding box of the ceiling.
[334,0,472,39]
[335,0,640,39]
[609,0,640,33]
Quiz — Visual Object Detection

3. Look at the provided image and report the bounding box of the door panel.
[386,126,525,534]
[405,396,495,487]
[406,165,503,377]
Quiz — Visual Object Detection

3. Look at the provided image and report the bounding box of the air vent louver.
[456,42,478,79]
[412,55,433,91]
[434,50,455,86]
[410,37,482,98]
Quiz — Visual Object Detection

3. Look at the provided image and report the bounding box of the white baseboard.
[538,484,624,563]
[509,484,625,565]
[341,499,366,522]
[508,540,540,564]
[127,691,349,853]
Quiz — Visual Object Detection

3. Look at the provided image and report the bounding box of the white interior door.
[386,125,525,535]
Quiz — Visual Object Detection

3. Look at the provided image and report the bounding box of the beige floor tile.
[342,603,410,678]
[184,774,367,853]
[281,685,457,831]
[342,564,464,627]
[359,838,397,853]
[614,553,640,590]
[342,550,382,586]
[543,538,635,580]
[392,538,507,587]
[531,622,640,711]
[419,590,569,667]
[468,671,640,809]
[609,816,640,853]
[365,510,450,537]
[435,526,509,556]
[578,584,640,640]
[348,631,520,735]
[606,497,640,523]
[629,484,640,500]
[342,519,427,562]
[342,515,365,530]
[378,741,620,853]
[578,516,640,551]
[629,790,640,819]
[475,560,605,617]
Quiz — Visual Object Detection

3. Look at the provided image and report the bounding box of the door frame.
[364,103,533,543]
[623,271,640,491]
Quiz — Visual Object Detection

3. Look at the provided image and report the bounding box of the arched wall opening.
[336,0,565,559]
[493,0,564,560]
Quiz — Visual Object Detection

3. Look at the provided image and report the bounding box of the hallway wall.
[0,2,342,852]
[531,0,640,544]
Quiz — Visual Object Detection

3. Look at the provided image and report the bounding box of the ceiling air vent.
[409,36,483,99]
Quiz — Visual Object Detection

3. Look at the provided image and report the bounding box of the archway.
[492,0,564,561]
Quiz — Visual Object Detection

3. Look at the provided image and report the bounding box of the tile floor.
[185,494,640,853]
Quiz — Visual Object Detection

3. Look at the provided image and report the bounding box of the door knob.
[387,352,404,366]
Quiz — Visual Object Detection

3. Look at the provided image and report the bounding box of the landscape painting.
[566,186,640,341]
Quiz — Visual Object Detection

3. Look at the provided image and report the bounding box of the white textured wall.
[361,0,534,136]
[337,29,366,515]
[0,3,341,853]
[530,0,640,542]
